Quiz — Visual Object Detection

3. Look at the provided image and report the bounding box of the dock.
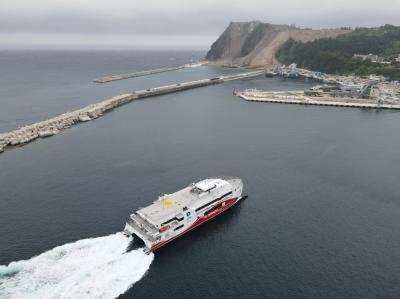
[94,66,185,83]
[0,70,266,154]
[236,90,400,110]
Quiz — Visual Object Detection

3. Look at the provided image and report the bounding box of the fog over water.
[1,0,399,49]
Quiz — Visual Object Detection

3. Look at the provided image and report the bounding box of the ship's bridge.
[192,179,227,194]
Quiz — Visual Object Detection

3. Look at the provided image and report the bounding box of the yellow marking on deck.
[163,200,173,207]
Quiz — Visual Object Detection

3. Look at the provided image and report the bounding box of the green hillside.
[276,25,400,80]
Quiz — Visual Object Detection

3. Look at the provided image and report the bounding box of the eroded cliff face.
[206,21,351,67]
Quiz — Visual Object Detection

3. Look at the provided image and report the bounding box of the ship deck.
[137,179,231,226]
[137,187,193,225]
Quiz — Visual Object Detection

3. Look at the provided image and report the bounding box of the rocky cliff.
[206,21,351,67]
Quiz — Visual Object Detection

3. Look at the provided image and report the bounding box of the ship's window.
[174,224,184,231]
[190,187,203,194]
[205,185,217,192]
[195,191,232,212]
[161,215,184,226]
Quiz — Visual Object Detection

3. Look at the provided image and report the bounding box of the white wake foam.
[0,233,154,299]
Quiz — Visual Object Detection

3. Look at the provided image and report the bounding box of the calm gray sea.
[1,50,400,298]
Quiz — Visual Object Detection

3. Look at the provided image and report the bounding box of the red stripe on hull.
[150,196,240,251]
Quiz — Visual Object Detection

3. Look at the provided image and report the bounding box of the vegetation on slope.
[276,25,400,80]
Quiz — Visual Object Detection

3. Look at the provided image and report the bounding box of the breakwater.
[0,93,137,153]
[0,70,265,154]
[236,90,400,110]
[94,66,185,83]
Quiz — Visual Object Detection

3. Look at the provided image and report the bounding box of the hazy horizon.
[1,0,400,50]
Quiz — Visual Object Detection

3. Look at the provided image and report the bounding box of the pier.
[0,70,266,154]
[236,90,400,110]
[94,66,186,83]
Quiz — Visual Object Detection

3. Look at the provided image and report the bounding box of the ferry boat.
[123,177,244,253]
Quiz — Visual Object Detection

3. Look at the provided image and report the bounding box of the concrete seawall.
[94,66,185,83]
[236,90,400,110]
[0,70,265,154]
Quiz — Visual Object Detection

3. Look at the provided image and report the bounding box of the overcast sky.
[0,0,399,50]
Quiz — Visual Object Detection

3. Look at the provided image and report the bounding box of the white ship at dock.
[123,177,244,253]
